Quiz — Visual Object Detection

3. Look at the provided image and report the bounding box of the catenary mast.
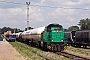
[26,1,30,30]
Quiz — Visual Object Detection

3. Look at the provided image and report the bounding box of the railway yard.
[0,40,89,60]
[0,24,90,60]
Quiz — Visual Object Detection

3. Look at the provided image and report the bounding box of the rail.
[56,50,90,60]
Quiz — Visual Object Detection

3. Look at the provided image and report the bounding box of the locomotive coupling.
[64,46,68,50]
[47,45,54,51]
[48,46,51,50]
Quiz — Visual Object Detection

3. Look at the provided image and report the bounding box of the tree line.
[0,27,22,34]
[0,27,34,34]
[67,18,90,31]
[0,18,90,33]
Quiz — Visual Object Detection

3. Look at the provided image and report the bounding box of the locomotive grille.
[50,31,64,42]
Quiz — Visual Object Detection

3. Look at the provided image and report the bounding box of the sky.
[0,0,90,30]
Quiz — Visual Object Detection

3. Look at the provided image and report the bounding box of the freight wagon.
[74,30,90,48]
[65,30,90,48]
[6,34,16,42]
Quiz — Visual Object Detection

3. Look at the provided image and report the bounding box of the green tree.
[78,18,90,30]
[1,27,8,34]
[0,27,21,34]
[68,26,79,31]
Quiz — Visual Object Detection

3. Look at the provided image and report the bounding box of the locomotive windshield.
[51,27,62,31]
[46,24,63,31]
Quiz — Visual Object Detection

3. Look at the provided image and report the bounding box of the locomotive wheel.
[53,45,61,52]
[31,39,33,46]
[25,40,29,44]
[77,44,81,48]
[64,46,67,50]
[83,45,87,48]
[43,42,48,51]
[43,42,47,48]
[71,44,76,47]
[54,45,58,51]
[89,46,90,48]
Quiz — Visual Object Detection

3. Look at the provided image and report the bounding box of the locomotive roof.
[47,23,62,28]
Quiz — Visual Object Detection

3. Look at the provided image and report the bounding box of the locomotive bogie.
[47,42,67,51]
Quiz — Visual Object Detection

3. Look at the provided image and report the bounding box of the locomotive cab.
[44,24,64,42]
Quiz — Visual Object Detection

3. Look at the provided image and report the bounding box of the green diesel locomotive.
[41,24,67,51]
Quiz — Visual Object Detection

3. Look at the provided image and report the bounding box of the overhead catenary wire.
[0,0,25,5]
[30,5,90,10]
[0,0,90,10]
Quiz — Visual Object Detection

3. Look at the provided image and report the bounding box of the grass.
[66,46,90,56]
[10,42,45,60]
[10,41,72,60]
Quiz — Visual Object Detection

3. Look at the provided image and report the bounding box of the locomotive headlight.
[52,40,53,41]
[61,40,63,42]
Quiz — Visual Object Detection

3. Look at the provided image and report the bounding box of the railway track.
[69,46,90,52]
[80,48,90,52]
[56,50,90,60]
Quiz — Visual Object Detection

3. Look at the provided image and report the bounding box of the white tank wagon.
[19,27,45,43]
[16,32,22,40]
[16,31,29,42]
[20,30,31,42]
[22,31,27,39]
[25,30,31,39]
[30,27,45,43]
[22,30,31,40]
